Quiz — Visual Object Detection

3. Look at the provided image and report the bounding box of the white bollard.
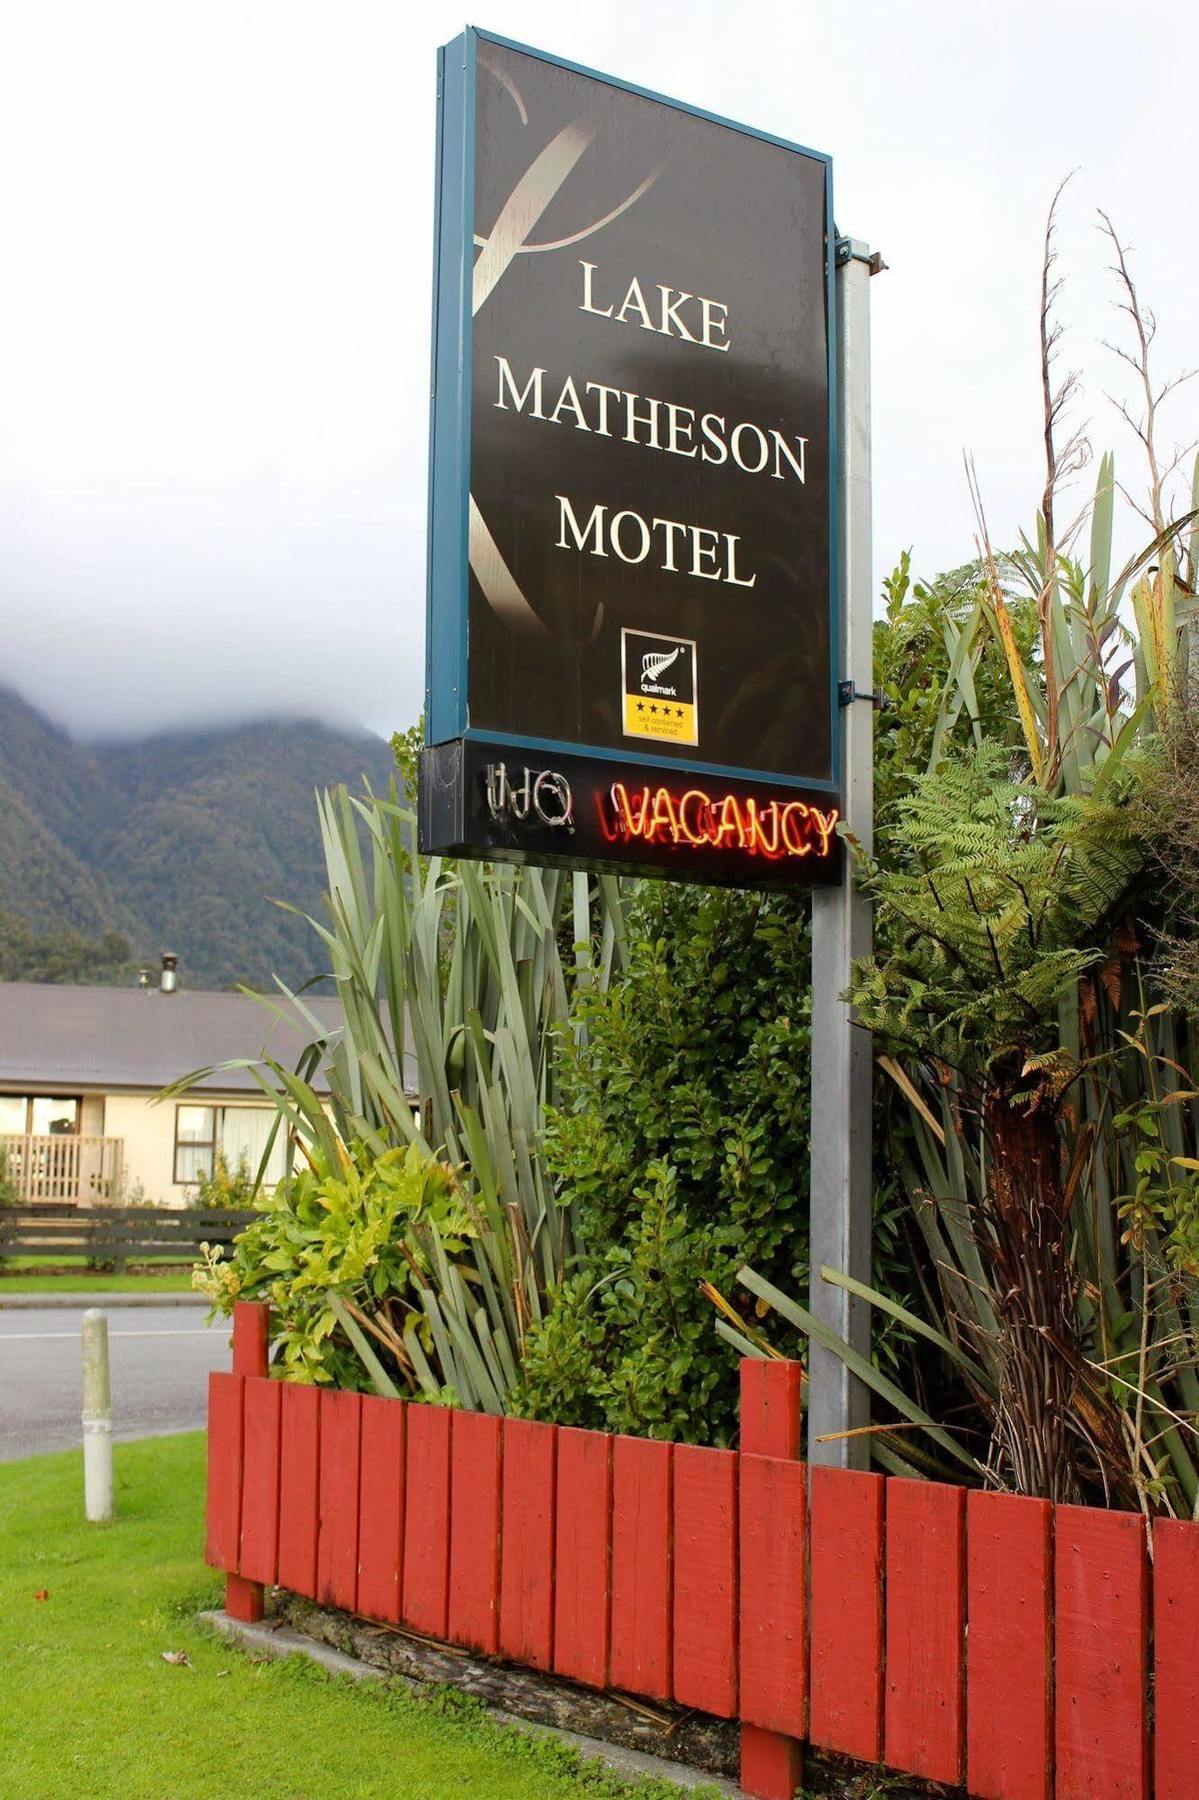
[81,1308,113,1523]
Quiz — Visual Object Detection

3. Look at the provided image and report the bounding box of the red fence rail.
[207,1301,1197,1800]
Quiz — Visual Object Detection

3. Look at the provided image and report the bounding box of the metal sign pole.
[807,237,877,1467]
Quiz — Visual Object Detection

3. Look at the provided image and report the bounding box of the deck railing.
[0,1134,124,1203]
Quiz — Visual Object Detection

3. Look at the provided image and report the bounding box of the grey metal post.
[807,238,876,1467]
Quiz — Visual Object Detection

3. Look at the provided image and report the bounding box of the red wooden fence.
[207,1303,1196,1800]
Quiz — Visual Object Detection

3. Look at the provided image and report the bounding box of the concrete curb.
[199,1611,745,1796]
[0,1290,210,1311]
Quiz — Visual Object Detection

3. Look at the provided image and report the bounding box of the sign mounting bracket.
[835,235,888,276]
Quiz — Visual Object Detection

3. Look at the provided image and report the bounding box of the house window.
[0,1096,26,1135]
[0,1095,81,1136]
[32,1097,80,1136]
[173,1104,288,1188]
[174,1105,216,1184]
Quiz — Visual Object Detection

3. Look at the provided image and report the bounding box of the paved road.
[0,1306,231,1460]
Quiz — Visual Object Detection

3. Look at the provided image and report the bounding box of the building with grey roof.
[0,959,416,1206]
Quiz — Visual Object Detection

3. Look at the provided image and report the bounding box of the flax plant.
[180,785,627,1411]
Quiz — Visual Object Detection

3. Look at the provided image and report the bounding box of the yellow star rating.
[623,693,698,745]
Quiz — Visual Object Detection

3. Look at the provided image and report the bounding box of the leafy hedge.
[516,881,814,1443]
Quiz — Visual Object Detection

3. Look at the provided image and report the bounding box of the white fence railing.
[0,1135,125,1204]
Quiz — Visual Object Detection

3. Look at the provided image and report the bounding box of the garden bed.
[270,1591,927,1799]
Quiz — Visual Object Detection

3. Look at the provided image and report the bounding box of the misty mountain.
[0,686,395,989]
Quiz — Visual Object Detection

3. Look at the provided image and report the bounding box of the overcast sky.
[1,0,1195,742]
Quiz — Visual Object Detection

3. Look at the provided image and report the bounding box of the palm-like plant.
[721,203,1199,1510]
[185,785,627,1411]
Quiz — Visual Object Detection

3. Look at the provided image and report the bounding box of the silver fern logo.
[641,646,681,685]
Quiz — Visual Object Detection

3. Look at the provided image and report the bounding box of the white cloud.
[0,0,1194,737]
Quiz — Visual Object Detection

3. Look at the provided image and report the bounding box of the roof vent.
[160,953,179,995]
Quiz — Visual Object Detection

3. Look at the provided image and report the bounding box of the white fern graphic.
[641,647,681,684]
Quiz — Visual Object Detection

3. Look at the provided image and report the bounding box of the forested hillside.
[0,686,394,989]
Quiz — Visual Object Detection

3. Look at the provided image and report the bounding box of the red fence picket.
[739,1359,802,1458]
[402,1403,451,1637]
[1054,1505,1148,1800]
[738,1358,804,1800]
[499,1417,557,1670]
[553,1425,612,1690]
[672,1444,738,1718]
[276,1380,320,1600]
[609,1435,673,1701]
[232,1301,269,1386]
[1153,1516,1199,1800]
[226,1300,270,1621]
[967,1490,1053,1800]
[239,1376,281,1587]
[738,1453,806,1737]
[449,1409,503,1655]
[317,1389,361,1612]
[884,1477,966,1786]
[206,1339,1199,1800]
[808,1464,884,1765]
[205,1371,243,1574]
[356,1393,405,1623]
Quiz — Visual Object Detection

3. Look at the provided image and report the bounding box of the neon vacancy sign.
[603,783,839,861]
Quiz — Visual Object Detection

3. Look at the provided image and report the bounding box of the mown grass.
[0,1435,722,1799]
[0,1260,195,1294]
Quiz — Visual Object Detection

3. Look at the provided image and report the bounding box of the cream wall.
[103,1090,282,1207]
[103,1091,190,1205]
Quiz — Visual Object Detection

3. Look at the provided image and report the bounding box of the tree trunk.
[982,1093,1086,1502]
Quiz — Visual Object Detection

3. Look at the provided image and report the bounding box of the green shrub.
[194,1152,258,1210]
[517,882,814,1443]
[194,1139,468,1392]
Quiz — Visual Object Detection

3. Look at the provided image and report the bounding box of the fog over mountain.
[0,684,394,990]
[0,0,1194,741]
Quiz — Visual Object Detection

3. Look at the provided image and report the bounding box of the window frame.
[172,1102,289,1188]
[173,1103,218,1186]
[0,1094,82,1137]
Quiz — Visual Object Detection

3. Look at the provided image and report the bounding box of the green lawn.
[0,1436,720,1800]
[0,1259,196,1294]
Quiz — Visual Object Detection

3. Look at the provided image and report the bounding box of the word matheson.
[421,29,838,885]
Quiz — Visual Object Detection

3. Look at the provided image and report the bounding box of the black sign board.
[420,737,843,888]
[422,29,838,884]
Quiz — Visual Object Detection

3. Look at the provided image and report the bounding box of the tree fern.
[852,743,1142,1090]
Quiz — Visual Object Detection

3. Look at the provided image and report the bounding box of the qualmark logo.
[622,628,698,747]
